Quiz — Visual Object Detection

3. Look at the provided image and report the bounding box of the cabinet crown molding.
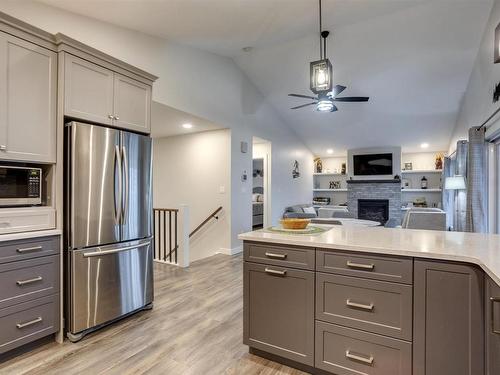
[0,11,57,51]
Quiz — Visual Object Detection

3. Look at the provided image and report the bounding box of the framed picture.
[404,162,412,171]
[495,22,500,63]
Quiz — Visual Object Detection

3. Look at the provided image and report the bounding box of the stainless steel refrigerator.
[65,121,153,342]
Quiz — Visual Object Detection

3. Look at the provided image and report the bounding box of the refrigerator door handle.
[114,145,123,224]
[121,145,129,224]
[82,240,150,257]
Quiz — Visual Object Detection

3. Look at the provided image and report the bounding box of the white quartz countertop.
[239,226,500,286]
[0,229,62,243]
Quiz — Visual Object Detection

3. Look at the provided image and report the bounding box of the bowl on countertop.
[279,218,311,230]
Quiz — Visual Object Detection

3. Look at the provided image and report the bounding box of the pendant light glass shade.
[310,59,333,94]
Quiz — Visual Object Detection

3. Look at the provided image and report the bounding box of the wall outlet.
[219,186,226,194]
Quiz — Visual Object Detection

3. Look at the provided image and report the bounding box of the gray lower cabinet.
[413,260,484,375]
[243,261,314,366]
[315,321,412,375]
[486,276,500,375]
[0,236,60,354]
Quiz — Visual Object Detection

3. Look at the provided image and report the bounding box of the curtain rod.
[477,105,500,130]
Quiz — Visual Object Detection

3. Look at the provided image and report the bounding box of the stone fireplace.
[347,179,401,223]
[358,199,389,224]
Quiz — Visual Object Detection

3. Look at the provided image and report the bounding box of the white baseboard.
[217,246,243,256]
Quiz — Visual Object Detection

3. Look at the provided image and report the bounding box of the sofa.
[283,204,318,219]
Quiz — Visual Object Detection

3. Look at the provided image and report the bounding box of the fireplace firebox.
[358,199,389,224]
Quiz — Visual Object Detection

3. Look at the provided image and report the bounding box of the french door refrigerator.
[65,121,153,341]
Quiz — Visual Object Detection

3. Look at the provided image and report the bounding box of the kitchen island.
[239,225,500,375]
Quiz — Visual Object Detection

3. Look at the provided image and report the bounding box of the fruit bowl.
[279,218,311,230]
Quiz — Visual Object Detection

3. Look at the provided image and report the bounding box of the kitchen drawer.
[316,273,412,340]
[0,236,59,264]
[0,294,59,354]
[0,208,56,235]
[244,242,315,270]
[315,321,412,375]
[316,249,413,284]
[0,255,59,309]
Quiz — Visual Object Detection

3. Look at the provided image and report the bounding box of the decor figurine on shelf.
[341,163,346,175]
[314,157,323,173]
[435,153,444,170]
[329,181,341,189]
[404,162,412,171]
[420,176,428,189]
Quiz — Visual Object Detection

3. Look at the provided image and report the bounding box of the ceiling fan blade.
[291,102,317,110]
[332,85,347,96]
[331,104,338,112]
[332,96,370,102]
[288,93,318,100]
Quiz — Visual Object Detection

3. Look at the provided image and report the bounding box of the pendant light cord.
[319,0,323,59]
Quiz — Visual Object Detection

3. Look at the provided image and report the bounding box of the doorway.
[252,137,271,228]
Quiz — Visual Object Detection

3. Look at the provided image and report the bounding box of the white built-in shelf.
[401,188,442,193]
[313,173,348,176]
[401,169,442,174]
[313,188,348,192]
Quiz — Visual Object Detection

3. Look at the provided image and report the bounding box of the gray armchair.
[283,204,317,219]
[401,208,446,231]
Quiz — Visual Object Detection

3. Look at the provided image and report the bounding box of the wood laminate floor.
[0,254,309,375]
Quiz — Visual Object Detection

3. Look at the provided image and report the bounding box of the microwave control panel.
[28,169,41,197]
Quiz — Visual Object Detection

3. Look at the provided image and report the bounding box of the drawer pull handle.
[346,261,374,270]
[265,268,287,276]
[490,297,500,334]
[345,350,374,365]
[346,299,374,311]
[16,276,43,286]
[16,317,42,329]
[265,252,287,259]
[16,246,43,253]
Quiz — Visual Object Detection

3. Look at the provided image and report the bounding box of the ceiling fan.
[289,0,369,112]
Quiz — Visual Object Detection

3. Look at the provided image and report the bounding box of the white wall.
[449,0,500,152]
[153,130,231,261]
[0,1,313,251]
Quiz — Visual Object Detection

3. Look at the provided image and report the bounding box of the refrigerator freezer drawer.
[69,238,153,334]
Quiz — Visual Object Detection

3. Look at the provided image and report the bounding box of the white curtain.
[442,157,455,230]
[455,140,468,232]
[466,127,488,232]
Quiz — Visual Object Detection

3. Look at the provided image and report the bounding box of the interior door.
[69,122,120,249]
[120,130,152,242]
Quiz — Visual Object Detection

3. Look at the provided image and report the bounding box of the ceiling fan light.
[317,99,333,112]
[310,59,333,94]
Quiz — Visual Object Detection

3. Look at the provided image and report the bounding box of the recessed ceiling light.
[182,123,193,129]
[326,149,334,154]
[420,143,429,149]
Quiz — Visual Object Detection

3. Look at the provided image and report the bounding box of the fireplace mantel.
[347,179,401,184]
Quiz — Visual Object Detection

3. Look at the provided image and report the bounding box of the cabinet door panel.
[486,276,500,375]
[113,74,151,133]
[64,54,114,125]
[243,261,314,366]
[0,34,56,162]
[413,260,484,375]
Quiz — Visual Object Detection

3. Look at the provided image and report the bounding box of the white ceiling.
[151,101,224,139]
[40,0,493,156]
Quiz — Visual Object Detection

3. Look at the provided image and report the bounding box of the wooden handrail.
[190,206,223,238]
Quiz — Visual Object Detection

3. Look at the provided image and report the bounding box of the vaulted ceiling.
[40,0,493,156]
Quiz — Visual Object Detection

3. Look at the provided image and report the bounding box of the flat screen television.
[353,153,393,176]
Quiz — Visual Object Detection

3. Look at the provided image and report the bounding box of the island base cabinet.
[486,276,500,375]
[243,261,314,366]
[315,321,412,375]
[413,260,484,375]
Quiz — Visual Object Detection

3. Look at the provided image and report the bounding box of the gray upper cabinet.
[113,73,151,133]
[413,260,484,375]
[64,54,114,126]
[0,33,56,163]
[64,53,151,133]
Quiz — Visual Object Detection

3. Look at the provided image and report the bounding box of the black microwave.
[0,166,42,206]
